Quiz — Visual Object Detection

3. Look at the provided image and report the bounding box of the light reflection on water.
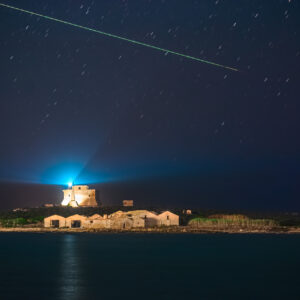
[1,233,300,299]
[59,234,82,300]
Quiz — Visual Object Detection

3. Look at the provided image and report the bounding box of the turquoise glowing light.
[40,161,84,185]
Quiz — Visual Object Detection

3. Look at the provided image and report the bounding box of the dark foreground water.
[0,233,300,300]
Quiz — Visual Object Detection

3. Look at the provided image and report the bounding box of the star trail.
[0,2,238,71]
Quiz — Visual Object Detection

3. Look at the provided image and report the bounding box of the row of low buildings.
[44,210,179,230]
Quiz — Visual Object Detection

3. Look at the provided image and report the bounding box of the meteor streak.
[0,3,238,72]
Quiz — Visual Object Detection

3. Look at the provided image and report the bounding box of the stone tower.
[61,185,98,207]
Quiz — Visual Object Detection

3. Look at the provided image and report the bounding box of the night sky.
[0,0,299,210]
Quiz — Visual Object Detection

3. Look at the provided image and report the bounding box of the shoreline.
[0,226,300,234]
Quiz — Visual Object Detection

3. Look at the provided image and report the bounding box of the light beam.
[0,2,239,72]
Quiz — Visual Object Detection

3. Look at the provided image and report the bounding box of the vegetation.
[0,216,43,227]
[208,214,249,220]
[189,214,277,229]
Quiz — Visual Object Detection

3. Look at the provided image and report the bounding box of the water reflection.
[59,234,82,300]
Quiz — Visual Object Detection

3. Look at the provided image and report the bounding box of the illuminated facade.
[123,200,134,207]
[44,210,179,229]
[61,185,97,207]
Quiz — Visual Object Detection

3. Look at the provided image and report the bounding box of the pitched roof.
[129,210,157,215]
[88,214,103,220]
[44,214,65,220]
[158,211,178,217]
[66,214,87,220]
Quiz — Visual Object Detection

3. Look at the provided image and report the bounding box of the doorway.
[51,220,59,228]
[71,220,81,228]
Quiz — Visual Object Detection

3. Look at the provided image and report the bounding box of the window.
[167,215,169,220]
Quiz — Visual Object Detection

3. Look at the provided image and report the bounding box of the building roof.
[88,214,103,220]
[158,211,179,218]
[109,210,124,218]
[130,210,158,216]
[66,214,87,220]
[44,215,66,220]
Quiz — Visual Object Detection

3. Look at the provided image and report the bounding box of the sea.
[0,233,299,300]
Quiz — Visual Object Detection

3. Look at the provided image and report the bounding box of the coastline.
[0,226,300,234]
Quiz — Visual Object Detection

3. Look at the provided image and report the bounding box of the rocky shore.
[0,226,300,234]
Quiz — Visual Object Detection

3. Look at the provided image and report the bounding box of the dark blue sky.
[0,0,299,210]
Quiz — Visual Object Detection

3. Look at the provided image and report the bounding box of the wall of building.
[129,210,161,227]
[157,211,179,226]
[132,217,145,228]
[123,200,134,207]
[44,215,66,228]
[82,219,109,229]
[65,215,87,228]
[44,210,179,229]
[62,185,97,207]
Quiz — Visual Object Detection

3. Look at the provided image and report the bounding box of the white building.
[61,185,97,207]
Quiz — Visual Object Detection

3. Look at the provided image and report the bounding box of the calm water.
[0,233,300,300]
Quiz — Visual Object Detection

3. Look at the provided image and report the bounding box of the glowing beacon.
[61,184,98,207]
